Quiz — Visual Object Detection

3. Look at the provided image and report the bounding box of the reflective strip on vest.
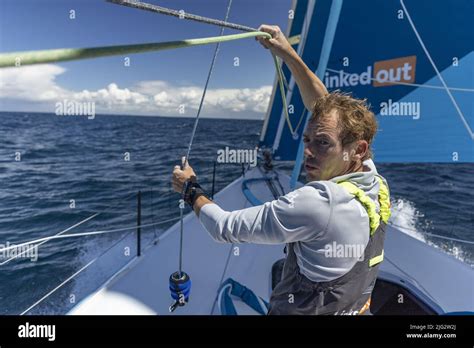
[369,250,384,267]
[376,177,391,223]
[337,176,391,235]
[337,181,380,235]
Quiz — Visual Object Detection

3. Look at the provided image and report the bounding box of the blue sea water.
[0,112,472,314]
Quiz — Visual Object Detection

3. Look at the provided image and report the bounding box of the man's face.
[303,110,351,181]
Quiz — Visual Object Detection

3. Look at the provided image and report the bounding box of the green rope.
[0,32,269,68]
[273,54,297,136]
[0,31,299,138]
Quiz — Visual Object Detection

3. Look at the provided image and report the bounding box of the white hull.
[69,167,473,315]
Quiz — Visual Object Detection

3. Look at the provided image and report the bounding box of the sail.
[259,0,474,163]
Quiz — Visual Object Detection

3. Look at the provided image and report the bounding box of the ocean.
[1,112,472,314]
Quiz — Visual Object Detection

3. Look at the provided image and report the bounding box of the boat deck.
[69,167,473,315]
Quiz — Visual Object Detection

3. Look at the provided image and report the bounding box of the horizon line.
[0,110,265,121]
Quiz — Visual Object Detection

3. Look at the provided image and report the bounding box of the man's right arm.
[284,51,328,110]
[257,24,328,111]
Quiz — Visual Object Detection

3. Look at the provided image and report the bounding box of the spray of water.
[389,197,470,265]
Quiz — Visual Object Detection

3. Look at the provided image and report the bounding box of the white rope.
[20,257,99,315]
[400,0,474,140]
[0,213,99,266]
[176,0,233,278]
[184,0,232,161]
[0,217,180,254]
[1,192,139,264]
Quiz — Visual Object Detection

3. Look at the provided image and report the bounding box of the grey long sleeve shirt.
[199,159,388,282]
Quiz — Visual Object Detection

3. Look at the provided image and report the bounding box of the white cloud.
[0,64,69,101]
[0,64,272,118]
[73,83,149,108]
[144,82,272,116]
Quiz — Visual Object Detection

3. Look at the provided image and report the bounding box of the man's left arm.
[193,195,214,217]
[172,160,329,244]
[197,185,329,244]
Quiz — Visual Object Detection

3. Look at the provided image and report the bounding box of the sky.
[0,0,292,119]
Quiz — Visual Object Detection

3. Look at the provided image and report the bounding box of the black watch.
[183,176,207,209]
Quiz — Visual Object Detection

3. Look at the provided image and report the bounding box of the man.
[172,25,390,315]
